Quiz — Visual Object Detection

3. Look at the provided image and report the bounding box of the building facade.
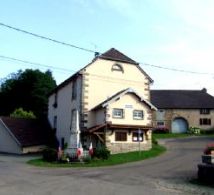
[151,89,214,133]
[48,48,156,153]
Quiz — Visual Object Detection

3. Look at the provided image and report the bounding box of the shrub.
[42,147,57,162]
[10,108,36,119]
[152,127,169,134]
[93,147,110,160]
[188,127,201,135]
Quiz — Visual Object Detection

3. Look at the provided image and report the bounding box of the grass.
[153,132,214,140]
[153,133,192,139]
[27,144,166,168]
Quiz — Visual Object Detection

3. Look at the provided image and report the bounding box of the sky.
[0,0,214,94]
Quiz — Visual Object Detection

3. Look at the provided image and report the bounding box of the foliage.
[28,144,166,167]
[204,143,214,155]
[188,126,201,135]
[152,127,169,134]
[0,69,56,118]
[10,107,36,119]
[42,147,57,162]
[93,147,111,160]
[200,128,214,135]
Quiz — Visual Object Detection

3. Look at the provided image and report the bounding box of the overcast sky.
[0,0,214,94]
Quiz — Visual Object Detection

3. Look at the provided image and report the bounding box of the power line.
[140,62,213,75]
[0,22,97,54]
[0,22,213,75]
[0,55,76,73]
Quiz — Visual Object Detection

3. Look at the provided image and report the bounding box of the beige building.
[151,89,214,133]
[48,48,157,153]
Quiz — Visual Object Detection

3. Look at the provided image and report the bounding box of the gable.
[109,92,151,111]
[92,88,156,111]
[0,120,22,153]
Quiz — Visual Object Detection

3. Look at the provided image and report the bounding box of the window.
[200,109,210,114]
[53,116,57,129]
[133,110,144,120]
[115,132,127,141]
[61,137,65,150]
[53,93,58,108]
[132,132,143,142]
[157,121,165,126]
[113,109,124,118]
[72,80,77,100]
[111,64,124,73]
[200,118,211,125]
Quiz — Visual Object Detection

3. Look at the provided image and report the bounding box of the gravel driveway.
[0,136,214,195]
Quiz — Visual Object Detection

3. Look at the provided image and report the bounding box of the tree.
[10,108,36,119]
[0,69,56,118]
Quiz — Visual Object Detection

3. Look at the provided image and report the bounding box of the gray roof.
[151,89,214,109]
[0,117,51,147]
[98,48,138,65]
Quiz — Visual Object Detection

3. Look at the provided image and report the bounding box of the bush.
[200,128,214,135]
[42,147,57,162]
[188,127,201,135]
[93,147,110,160]
[10,108,36,119]
[152,127,169,134]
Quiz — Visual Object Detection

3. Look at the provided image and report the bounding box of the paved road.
[0,136,214,195]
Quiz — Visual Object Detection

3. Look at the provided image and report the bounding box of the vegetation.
[93,147,110,160]
[0,69,56,118]
[10,107,36,119]
[27,144,166,167]
[42,147,58,162]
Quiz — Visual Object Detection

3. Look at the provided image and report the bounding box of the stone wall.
[106,142,152,154]
[153,109,214,131]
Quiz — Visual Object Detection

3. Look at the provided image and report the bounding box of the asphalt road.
[0,136,214,195]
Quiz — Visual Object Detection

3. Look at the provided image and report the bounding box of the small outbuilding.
[0,117,49,154]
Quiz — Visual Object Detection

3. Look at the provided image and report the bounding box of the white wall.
[0,122,22,154]
[48,76,82,147]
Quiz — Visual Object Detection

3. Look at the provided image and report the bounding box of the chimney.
[94,52,100,57]
[202,88,207,93]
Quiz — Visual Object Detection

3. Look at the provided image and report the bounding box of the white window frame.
[133,110,144,120]
[113,108,124,119]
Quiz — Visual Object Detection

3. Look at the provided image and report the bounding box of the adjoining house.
[0,117,49,154]
[151,89,214,133]
[48,48,157,154]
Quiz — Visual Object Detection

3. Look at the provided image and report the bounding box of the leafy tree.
[0,69,56,118]
[10,108,36,119]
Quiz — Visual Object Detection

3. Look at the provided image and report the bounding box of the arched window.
[111,63,124,73]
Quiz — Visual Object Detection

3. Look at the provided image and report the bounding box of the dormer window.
[111,63,124,73]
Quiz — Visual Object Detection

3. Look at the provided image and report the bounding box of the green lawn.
[153,132,214,140]
[153,133,192,139]
[27,144,166,168]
